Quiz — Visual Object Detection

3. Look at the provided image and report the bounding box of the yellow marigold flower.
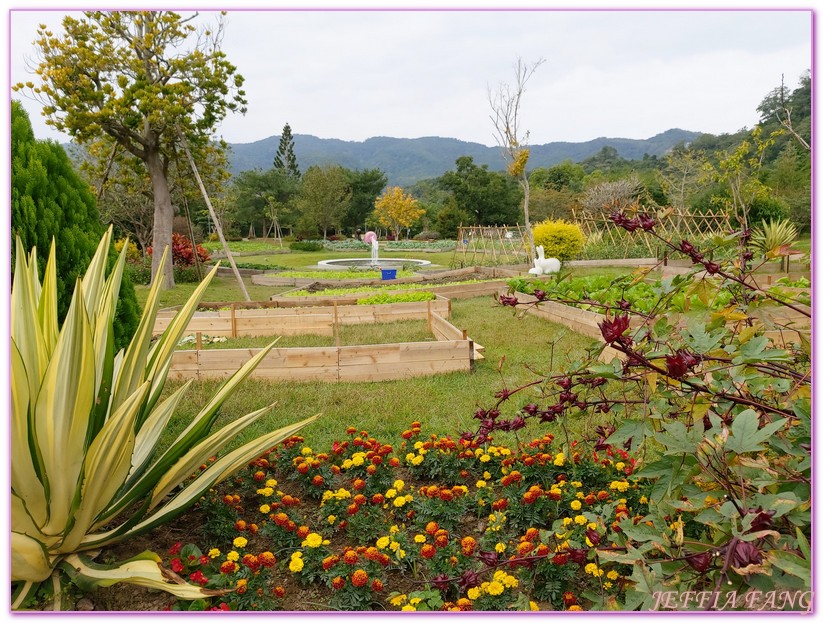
[208,548,221,558]
[483,471,492,480]
[562,517,572,527]
[301,447,313,456]
[323,539,330,545]
[584,563,598,575]
[604,581,613,589]
[414,534,427,543]
[495,542,506,553]
[233,537,248,549]
[342,459,353,470]
[639,496,648,505]
[352,454,365,466]
[569,605,583,611]
[570,500,582,511]
[390,525,400,534]
[393,496,407,508]
[574,515,587,525]
[607,570,619,581]
[327,514,337,525]
[385,488,397,499]
[256,487,274,497]
[376,536,390,549]
[394,479,405,492]
[266,479,278,488]
[405,452,416,462]
[475,480,487,488]
[302,533,324,548]
[226,551,239,562]
[530,601,540,611]
[570,481,583,488]
[389,541,400,552]
[576,492,585,499]
[615,461,625,470]
[467,587,481,600]
[609,480,629,493]
[390,594,407,606]
[414,441,424,450]
[549,487,562,497]
[553,452,565,467]
[409,597,422,606]
[397,548,406,559]
[259,504,271,514]
[411,455,424,466]
[500,448,511,456]
[479,453,491,463]
[401,605,416,611]
[288,556,304,573]
[486,581,504,596]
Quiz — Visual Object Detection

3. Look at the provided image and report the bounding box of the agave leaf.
[11,341,48,527]
[11,581,40,611]
[12,238,48,403]
[60,382,150,554]
[10,494,58,549]
[79,227,113,329]
[12,532,54,583]
[35,280,96,537]
[90,381,193,531]
[131,413,320,537]
[37,241,59,357]
[59,552,223,600]
[150,405,277,509]
[109,247,169,417]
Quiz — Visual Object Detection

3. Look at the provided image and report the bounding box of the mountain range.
[227,128,702,186]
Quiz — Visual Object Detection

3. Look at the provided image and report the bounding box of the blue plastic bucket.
[381,269,397,280]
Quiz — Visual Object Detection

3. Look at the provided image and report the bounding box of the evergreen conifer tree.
[273,122,300,178]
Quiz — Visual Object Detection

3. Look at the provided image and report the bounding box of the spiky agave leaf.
[11,229,318,606]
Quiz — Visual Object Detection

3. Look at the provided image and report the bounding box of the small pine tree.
[273,122,300,178]
[11,100,140,349]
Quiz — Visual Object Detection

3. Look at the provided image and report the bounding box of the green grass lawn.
[133,275,294,309]
[158,295,606,456]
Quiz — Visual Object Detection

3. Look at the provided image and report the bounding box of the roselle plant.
[481,214,811,610]
[11,229,318,610]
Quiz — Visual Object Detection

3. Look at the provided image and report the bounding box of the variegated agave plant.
[11,228,318,609]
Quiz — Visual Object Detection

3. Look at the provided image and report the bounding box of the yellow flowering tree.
[373,186,425,240]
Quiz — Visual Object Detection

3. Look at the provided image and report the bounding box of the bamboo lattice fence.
[572,207,732,257]
[452,225,529,267]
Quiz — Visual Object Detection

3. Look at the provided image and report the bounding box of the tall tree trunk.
[520,173,535,261]
[146,148,175,289]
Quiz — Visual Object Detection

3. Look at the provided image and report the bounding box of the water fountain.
[316,231,432,271]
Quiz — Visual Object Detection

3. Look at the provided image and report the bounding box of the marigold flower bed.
[151,421,647,612]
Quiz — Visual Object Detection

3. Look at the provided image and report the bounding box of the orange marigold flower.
[421,544,437,559]
[234,520,247,531]
[563,592,578,607]
[322,555,340,570]
[371,579,384,592]
[597,491,609,501]
[219,561,236,574]
[425,521,439,535]
[346,426,357,435]
[343,549,359,565]
[371,493,385,505]
[353,494,367,506]
[297,463,310,474]
[439,489,454,502]
[518,541,535,556]
[585,493,597,505]
[311,475,325,487]
[353,479,366,490]
[296,525,310,539]
[332,576,346,590]
[249,523,259,535]
[351,569,369,588]
[273,586,286,598]
[364,547,380,562]
[259,552,276,567]
[525,528,540,542]
[389,457,400,467]
[346,503,359,516]
[253,470,266,482]
[366,465,377,475]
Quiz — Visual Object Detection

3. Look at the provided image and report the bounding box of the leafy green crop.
[355,291,436,305]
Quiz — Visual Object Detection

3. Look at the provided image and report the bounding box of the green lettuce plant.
[11,228,318,610]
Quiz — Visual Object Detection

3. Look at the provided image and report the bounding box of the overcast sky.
[7,5,813,147]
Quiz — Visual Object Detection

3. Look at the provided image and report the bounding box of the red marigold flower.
[371,493,385,505]
[169,542,183,556]
[552,553,569,566]
[253,470,266,482]
[439,489,454,502]
[389,457,400,467]
[286,520,296,532]
[343,549,359,565]
[220,561,236,574]
[346,426,357,435]
[242,554,259,571]
[347,503,359,516]
[492,498,508,511]
[366,464,377,475]
[234,520,247,531]
[273,586,286,598]
[584,493,596,505]
[597,491,609,501]
[536,544,550,557]
[322,555,340,570]
[259,552,276,567]
[297,463,310,474]
[371,455,383,466]
[563,591,577,607]
[425,521,439,535]
[331,465,342,475]
[353,478,366,490]
[296,525,310,539]
[249,523,259,535]
[332,576,346,590]
[364,547,380,562]
[401,430,414,439]
[273,512,289,526]
[371,579,384,592]
[518,541,535,556]
[353,494,367,506]
[311,475,325,487]
[421,544,437,559]
[281,495,296,506]
[351,569,369,588]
